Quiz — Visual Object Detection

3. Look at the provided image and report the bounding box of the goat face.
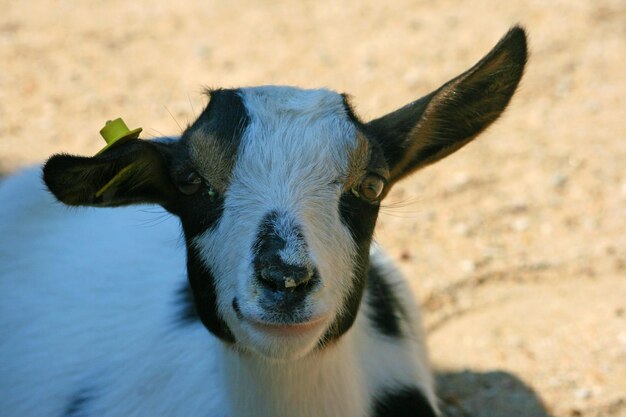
[43,27,527,360]
[184,87,386,359]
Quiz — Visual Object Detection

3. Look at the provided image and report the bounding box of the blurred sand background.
[1,1,625,416]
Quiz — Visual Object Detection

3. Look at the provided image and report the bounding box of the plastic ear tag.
[96,118,142,155]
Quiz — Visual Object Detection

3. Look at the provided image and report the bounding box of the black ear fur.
[367,26,528,182]
[43,140,178,207]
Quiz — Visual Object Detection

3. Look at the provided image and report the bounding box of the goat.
[0,27,527,417]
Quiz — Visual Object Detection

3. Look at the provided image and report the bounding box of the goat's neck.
[218,321,369,417]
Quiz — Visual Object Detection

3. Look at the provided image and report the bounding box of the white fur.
[0,87,437,416]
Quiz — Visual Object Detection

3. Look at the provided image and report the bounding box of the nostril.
[259,267,282,292]
[258,265,313,292]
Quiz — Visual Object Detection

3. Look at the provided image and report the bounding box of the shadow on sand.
[436,370,552,417]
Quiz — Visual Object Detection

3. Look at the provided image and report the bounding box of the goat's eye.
[351,174,385,202]
[178,172,202,195]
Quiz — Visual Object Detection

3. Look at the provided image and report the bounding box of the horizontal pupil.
[187,172,201,184]
[362,178,383,199]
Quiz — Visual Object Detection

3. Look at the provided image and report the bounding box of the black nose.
[253,211,318,307]
[257,264,313,293]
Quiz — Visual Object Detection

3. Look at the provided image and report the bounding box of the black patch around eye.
[164,89,250,342]
[366,264,404,338]
[177,171,203,195]
[171,88,247,239]
[189,88,250,149]
[171,190,224,238]
[371,386,437,417]
[63,387,94,417]
[318,192,379,347]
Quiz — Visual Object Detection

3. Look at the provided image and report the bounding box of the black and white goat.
[0,27,527,417]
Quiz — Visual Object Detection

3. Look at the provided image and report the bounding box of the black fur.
[365,93,432,171]
[252,211,293,263]
[43,140,178,207]
[367,26,527,182]
[180,208,236,340]
[169,89,249,340]
[170,184,225,237]
[366,264,405,338]
[171,88,248,236]
[252,212,312,286]
[187,246,236,343]
[371,386,437,417]
[319,191,380,346]
[315,109,393,346]
[188,88,250,150]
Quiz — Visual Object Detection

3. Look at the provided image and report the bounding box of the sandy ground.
[1,0,625,415]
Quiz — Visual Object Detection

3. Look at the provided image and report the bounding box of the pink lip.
[245,315,328,337]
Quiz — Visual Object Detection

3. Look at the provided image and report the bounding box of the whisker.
[164,105,184,133]
[146,128,168,139]
[378,210,425,219]
[188,93,197,119]
[380,195,424,209]
[137,214,173,228]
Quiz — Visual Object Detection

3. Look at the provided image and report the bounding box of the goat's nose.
[257,265,313,293]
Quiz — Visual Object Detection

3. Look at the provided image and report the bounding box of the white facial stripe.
[194,86,362,356]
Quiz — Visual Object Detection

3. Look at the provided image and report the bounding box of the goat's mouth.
[233,297,328,337]
[243,314,329,337]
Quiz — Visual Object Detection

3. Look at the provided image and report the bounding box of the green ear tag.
[96,118,142,155]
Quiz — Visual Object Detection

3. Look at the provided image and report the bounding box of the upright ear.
[43,139,179,207]
[367,26,528,183]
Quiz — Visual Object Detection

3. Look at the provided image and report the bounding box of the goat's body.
[0,167,435,417]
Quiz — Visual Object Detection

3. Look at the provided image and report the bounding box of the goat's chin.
[247,339,317,361]
[234,320,328,361]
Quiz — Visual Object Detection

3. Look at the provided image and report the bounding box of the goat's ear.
[367,26,527,183]
[43,139,179,207]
